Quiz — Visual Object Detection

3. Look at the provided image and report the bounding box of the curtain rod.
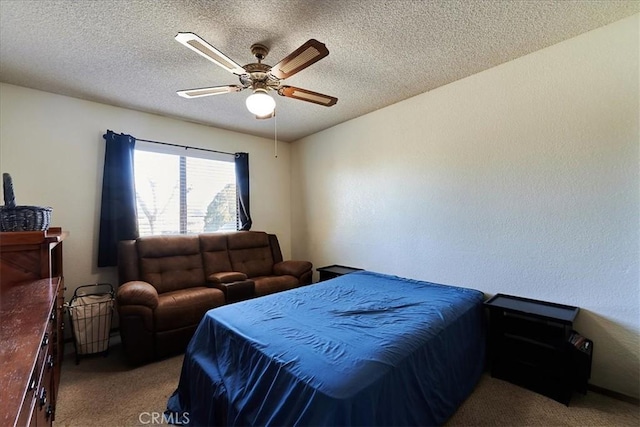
[136,138,235,156]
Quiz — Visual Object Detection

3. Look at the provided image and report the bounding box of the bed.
[166,270,485,426]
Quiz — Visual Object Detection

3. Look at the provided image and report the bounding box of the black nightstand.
[316,265,363,282]
[484,294,592,405]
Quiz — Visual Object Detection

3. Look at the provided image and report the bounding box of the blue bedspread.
[167,271,485,426]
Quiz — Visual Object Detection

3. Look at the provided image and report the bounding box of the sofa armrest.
[207,271,248,284]
[211,279,255,303]
[273,260,312,278]
[117,281,159,309]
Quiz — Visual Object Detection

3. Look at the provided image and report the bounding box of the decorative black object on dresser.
[484,293,592,406]
[317,265,363,282]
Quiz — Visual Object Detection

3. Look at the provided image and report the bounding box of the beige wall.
[0,83,291,300]
[291,15,639,397]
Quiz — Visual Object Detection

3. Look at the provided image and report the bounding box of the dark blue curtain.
[235,152,252,231]
[98,130,139,267]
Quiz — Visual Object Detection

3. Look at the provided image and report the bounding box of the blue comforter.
[167,271,485,426]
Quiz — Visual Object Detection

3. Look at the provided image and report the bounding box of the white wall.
[291,15,639,398]
[0,84,291,302]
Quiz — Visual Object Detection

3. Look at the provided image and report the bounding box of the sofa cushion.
[137,235,204,294]
[154,287,224,331]
[227,231,274,277]
[253,275,299,297]
[273,260,312,278]
[200,233,234,276]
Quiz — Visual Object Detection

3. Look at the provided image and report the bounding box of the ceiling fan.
[175,32,338,119]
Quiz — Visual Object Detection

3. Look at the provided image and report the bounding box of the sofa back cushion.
[137,235,204,294]
[227,231,274,278]
[199,233,233,277]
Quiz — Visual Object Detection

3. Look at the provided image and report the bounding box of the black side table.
[484,293,591,405]
[316,265,363,282]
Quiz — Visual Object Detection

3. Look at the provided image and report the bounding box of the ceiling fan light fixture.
[175,34,337,114]
[246,88,276,117]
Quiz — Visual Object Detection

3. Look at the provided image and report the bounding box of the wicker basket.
[0,173,52,232]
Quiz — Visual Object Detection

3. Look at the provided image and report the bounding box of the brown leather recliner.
[117,231,312,365]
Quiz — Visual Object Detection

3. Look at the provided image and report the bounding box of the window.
[134,141,236,236]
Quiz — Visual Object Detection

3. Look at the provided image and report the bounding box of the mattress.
[167,270,485,426]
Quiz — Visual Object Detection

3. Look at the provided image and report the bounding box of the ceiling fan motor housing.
[240,63,280,91]
[250,43,269,61]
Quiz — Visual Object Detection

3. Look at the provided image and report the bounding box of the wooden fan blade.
[177,85,243,98]
[175,32,245,75]
[270,39,329,80]
[278,86,338,107]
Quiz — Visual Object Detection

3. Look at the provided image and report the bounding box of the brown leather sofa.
[116,231,312,365]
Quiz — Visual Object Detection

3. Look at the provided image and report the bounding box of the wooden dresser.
[0,228,68,427]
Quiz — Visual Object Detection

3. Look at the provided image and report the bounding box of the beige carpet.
[54,338,639,426]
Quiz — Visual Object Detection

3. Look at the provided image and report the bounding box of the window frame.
[133,141,237,235]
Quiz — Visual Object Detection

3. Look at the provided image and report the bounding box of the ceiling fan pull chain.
[274,110,278,159]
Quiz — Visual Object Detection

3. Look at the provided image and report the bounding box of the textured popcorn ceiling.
[1,1,638,142]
